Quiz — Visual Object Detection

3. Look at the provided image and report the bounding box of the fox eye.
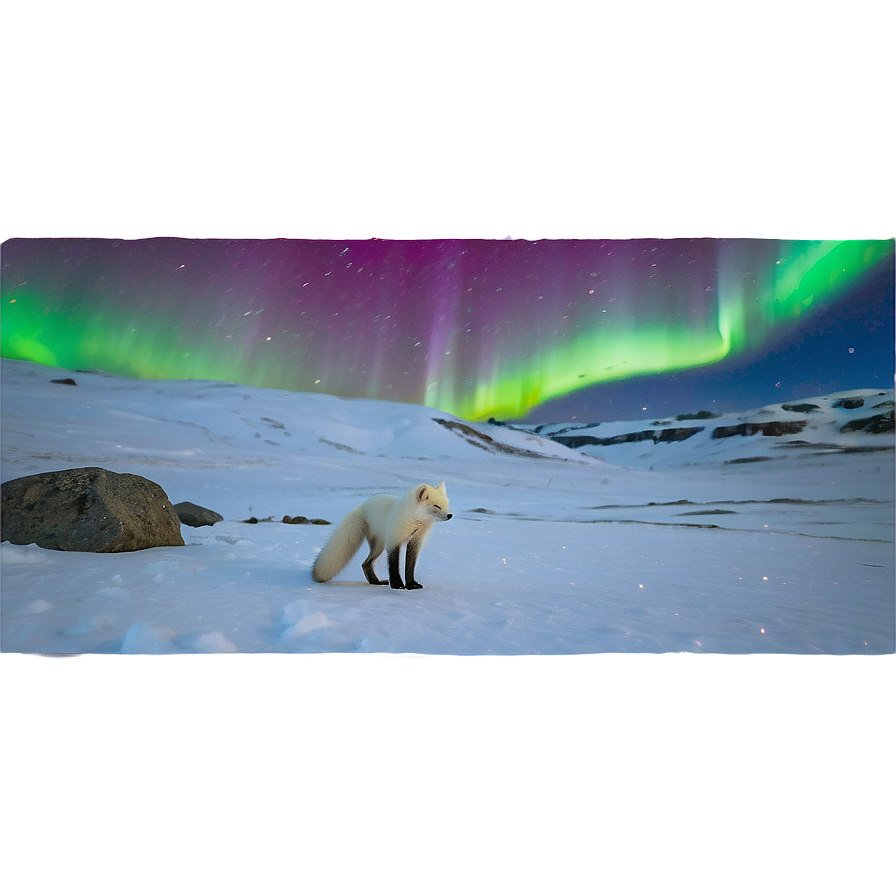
[433,504,441,511]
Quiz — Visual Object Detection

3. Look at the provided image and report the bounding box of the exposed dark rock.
[553,426,703,448]
[282,515,331,525]
[711,420,808,439]
[51,377,77,386]
[552,429,652,448]
[433,418,548,458]
[654,427,704,443]
[174,501,224,527]
[553,433,612,449]
[1,467,185,552]
[677,508,738,516]
[832,445,894,454]
[781,403,820,413]
[674,410,719,420]
[317,436,364,454]
[839,410,895,434]
[832,397,865,409]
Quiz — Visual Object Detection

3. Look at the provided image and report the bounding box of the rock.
[839,410,895,434]
[174,501,224,527]
[552,426,703,448]
[553,429,654,449]
[653,426,705,444]
[711,420,808,439]
[432,418,548,458]
[781,403,820,413]
[1,467,185,552]
[51,377,77,385]
[283,515,331,525]
[832,397,865,409]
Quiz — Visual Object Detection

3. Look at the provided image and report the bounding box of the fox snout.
[445,513,453,520]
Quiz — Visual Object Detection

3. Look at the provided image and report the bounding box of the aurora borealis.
[2,237,893,421]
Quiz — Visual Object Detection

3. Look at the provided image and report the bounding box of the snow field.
[1,359,892,655]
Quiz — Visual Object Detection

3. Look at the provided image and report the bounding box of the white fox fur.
[312,481,452,590]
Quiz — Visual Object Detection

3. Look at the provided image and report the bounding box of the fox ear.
[437,481,445,489]
[416,485,428,502]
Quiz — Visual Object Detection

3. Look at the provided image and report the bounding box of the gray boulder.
[1,467,185,552]
[174,501,224,527]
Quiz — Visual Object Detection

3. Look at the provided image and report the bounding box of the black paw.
[406,581,424,590]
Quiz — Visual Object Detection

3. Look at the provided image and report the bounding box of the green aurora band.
[2,238,893,421]
[459,240,894,419]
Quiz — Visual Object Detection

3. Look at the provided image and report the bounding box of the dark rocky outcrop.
[1,467,185,552]
[781,403,820,413]
[553,429,653,449]
[654,427,705,444]
[674,410,719,421]
[839,410,895,434]
[433,418,548,458]
[552,426,703,449]
[711,420,808,439]
[174,501,224,527]
[832,397,865,409]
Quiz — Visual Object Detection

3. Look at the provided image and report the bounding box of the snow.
[1,358,893,655]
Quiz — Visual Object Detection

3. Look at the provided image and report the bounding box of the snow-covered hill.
[511,388,895,468]
[2,359,893,654]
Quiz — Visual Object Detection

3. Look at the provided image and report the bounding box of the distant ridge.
[488,389,894,468]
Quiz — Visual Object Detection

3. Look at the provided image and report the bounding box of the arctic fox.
[311,481,452,590]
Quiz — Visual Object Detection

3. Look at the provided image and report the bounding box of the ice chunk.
[88,586,129,601]
[282,611,335,638]
[191,631,238,652]
[120,620,176,654]
[63,614,116,636]
[281,599,315,627]
[25,599,55,614]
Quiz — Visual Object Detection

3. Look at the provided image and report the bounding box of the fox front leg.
[387,545,406,590]
[404,537,424,590]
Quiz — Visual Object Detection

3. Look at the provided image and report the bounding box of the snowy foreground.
[2,358,893,655]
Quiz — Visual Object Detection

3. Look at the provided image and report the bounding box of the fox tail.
[311,507,368,583]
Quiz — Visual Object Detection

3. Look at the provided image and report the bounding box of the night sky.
[1,237,893,422]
